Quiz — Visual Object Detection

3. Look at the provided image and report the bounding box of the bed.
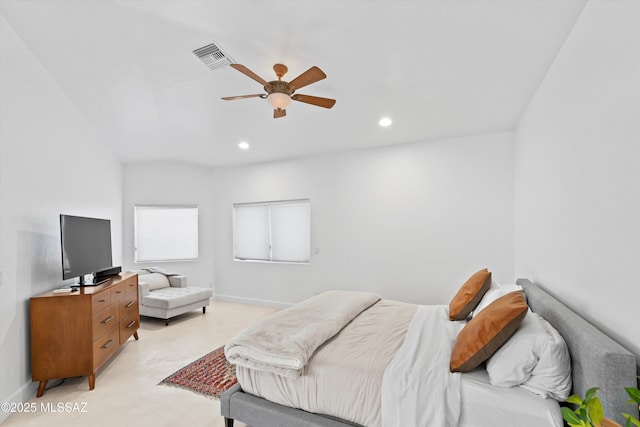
[220,278,638,426]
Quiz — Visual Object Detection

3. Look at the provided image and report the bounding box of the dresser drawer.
[92,326,119,369]
[92,304,117,340]
[117,295,138,319]
[121,276,138,294]
[91,291,111,315]
[111,281,126,301]
[119,313,139,344]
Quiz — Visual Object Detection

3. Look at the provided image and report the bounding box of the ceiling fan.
[222,63,336,118]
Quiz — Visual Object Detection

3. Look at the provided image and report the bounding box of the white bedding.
[460,368,563,427]
[382,305,464,426]
[225,290,380,378]
[234,298,563,427]
[237,300,417,426]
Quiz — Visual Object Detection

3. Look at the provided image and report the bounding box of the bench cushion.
[142,287,213,310]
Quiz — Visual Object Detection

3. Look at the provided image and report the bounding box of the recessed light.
[379,117,392,127]
[238,141,250,150]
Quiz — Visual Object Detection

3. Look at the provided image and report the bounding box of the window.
[233,199,310,263]
[134,205,198,262]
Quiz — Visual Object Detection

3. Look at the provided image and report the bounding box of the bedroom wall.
[0,16,123,421]
[122,162,216,287]
[213,131,515,306]
[514,0,640,359]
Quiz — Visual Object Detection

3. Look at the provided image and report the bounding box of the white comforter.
[225,290,380,378]
[234,298,563,427]
[381,305,465,426]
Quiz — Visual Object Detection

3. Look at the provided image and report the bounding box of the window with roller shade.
[134,205,199,262]
[233,199,310,263]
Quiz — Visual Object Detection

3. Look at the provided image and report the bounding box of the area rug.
[159,345,237,399]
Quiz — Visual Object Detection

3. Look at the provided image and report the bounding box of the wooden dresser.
[30,273,139,397]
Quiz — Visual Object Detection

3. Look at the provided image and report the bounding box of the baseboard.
[0,381,37,423]
[213,294,293,309]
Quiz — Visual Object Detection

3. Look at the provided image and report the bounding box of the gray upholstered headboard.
[518,278,638,424]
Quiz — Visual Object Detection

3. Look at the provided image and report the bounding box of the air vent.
[193,42,235,70]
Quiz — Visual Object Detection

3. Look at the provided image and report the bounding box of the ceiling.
[0,0,586,167]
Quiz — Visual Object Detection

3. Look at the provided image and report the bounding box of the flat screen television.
[60,214,113,286]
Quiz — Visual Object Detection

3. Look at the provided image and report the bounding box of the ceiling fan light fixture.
[267,92,292,110]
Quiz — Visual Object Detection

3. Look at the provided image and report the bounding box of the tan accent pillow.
[450,290,528,373]
[449,269,492,320]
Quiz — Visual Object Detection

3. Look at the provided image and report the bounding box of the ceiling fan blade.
[230,64,270,87]
[274,109,286,119]
[287,66,326,91]
[221,94,265,100]
[292,94,336,109]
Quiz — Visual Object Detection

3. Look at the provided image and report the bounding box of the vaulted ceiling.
[0,0,586,167]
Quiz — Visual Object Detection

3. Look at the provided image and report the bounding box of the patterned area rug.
[159,345,237,399]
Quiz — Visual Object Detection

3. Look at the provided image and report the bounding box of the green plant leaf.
[625,388,640,404]
[587,396,603,425]
[585,388,600,403]
[622,413,640,427]
[562,407,584,426]
[567,394,585,406]
[579,407,589,423]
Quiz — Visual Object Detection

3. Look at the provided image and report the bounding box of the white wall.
[122,162,215,287]
[515,0,640,359]
[213,132,515,306]
[0,16,123,421]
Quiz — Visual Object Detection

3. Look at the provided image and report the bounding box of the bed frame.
[220,278,638,426]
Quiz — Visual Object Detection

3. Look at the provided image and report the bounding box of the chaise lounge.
[132,268,213,325]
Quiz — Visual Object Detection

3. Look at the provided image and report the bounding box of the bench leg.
[203,306,207,314]
[165,318,169,326]
[224,417,234,427]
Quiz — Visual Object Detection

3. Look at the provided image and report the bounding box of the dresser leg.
[88,374,95,390]
[134,331,139,340]
[224,417,234,427]
[36,381,47,397]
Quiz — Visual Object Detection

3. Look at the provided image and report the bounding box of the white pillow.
[519,317,572,400]
[142,272,170,291]
[472,282,523,318]
[486,311,572,400]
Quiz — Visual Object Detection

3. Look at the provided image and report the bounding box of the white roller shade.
[233,204,270,261]
[134,205,199,262]
[233,200,310,263]
[270,202,311,263]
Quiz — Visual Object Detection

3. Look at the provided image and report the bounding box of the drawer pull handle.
[99,299,106,303]
[125,301,135,308]
[116,291,122,294]
[102,339,114,349]
[102,315,114,324]
[127,320,136,328]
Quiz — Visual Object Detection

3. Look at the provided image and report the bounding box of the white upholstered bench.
[133,270,213,325]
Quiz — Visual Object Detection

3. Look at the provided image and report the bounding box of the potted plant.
[562,383,640,427]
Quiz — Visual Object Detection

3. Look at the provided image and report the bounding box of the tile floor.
[3,301,277,427]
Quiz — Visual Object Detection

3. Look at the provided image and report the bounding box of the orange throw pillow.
[450,290,528,373]
[449,269,492,320]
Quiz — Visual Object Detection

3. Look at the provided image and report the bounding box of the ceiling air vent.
[193,42,235,70]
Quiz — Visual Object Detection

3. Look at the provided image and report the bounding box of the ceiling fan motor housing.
[266,80,293,96]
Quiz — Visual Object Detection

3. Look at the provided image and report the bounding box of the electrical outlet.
[314,247,320,255]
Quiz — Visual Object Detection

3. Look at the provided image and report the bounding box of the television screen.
[60,214,113,285]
